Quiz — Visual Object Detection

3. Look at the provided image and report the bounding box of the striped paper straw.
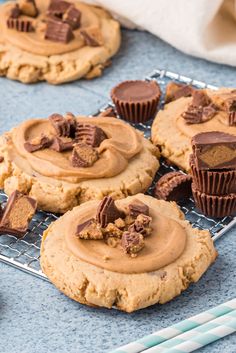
[110,298,236,353]
[145,309,236,352]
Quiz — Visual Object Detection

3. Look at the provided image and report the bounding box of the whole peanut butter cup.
[190,155,236,195]
[110,80,161,123]
[192,183,236,218]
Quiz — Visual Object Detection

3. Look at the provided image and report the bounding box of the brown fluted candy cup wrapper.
[192,184,236,218]
[110,80,161,123]
[190,155,236,195]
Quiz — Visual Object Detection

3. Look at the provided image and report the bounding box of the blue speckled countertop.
[0,11,236,353]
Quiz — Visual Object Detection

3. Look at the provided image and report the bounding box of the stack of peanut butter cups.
[190,131,236,218]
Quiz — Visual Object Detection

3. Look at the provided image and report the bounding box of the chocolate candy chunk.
[50,136,74,152]
[45,18,74,43]
[71,143,98,168]
[63,5,81,30]
[19,0,38,17]
[24,135,52,152]
[10,4,21,19]
[225,98,236,126]
[96,196,123,228]
[154,171,192,201]
[0,190,37,237]
[65,112,77,137]
[165,82,194,103]
[47,0,71,18]
[80,26,104,46]
[0,156,4,163]
[75,123,107,147]
[192,132,236,170]
[182,103,217,124]
[121,231,144,256]
[97,107,117,118]
[7,18,34,32]
[49,113,71,137]
[76,218,103,239]
[128,214,152,237]
[191,90,211,108]
[128,199,149,218]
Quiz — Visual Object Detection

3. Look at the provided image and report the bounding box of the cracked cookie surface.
[0,0,121,84]
[40,194,217,312]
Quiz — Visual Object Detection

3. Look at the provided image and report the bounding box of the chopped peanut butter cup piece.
[191,132,236,170]
[0,156,4,163]
[50,136,74,152]
[75,123,107,147]
[49,113,74,137]
[10,4,21,19]
[80,26,104,47]
[165,82,194,103]
[7,18,34,32]
[63,5,81,30]
[19,0,38,17]
[0,190,37,237]
[96,196,124,228]
[121,231,144,256]
[76,218,103,240]
[71,143,98,168]
[128,199,149,218]
[182,91,217,124]
[128,214,152,237]
[154,171,192,201]
[47,0,71,18]
[225,98,236,126]
[45,18,74,43]
[24,135,52,152]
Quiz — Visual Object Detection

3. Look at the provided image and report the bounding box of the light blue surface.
[0,12,236,353]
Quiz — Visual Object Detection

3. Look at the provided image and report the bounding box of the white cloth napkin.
[86,0,236,67]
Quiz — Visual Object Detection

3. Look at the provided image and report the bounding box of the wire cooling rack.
[0,68,235,281]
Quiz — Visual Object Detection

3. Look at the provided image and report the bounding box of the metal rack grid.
[0,68,235,281]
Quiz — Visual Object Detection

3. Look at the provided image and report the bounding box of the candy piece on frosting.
[128,199,149,218]
[0,190,37,237]
[165,82,194,103]
[0,156,4,163]
[128,214,152,237]
[24,134,52,152]
[191,131,236,170]
[121,231,145,256]
[225,98,236,126]
[64,112,77,137]
[76,218,103,240]
[75,123,107,147]
[47,0,71,17]
[96,196,123,228]
[7,18,34,32]
[71,143,98,168]
[80,26,104,46]
[49,113,71,137]
[18,0,38,18]
[182,91,217,124]
[10,4,21,19]
[45,18,74,43]
[50,136,74,152]
[154,171,192,201]
[103,222,123,238]
[63,5,81,30]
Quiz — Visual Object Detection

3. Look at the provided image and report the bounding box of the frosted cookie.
[0,113,159,213]
[0,0,121,84]
[40,194,217,312]
[151,86,236,171]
